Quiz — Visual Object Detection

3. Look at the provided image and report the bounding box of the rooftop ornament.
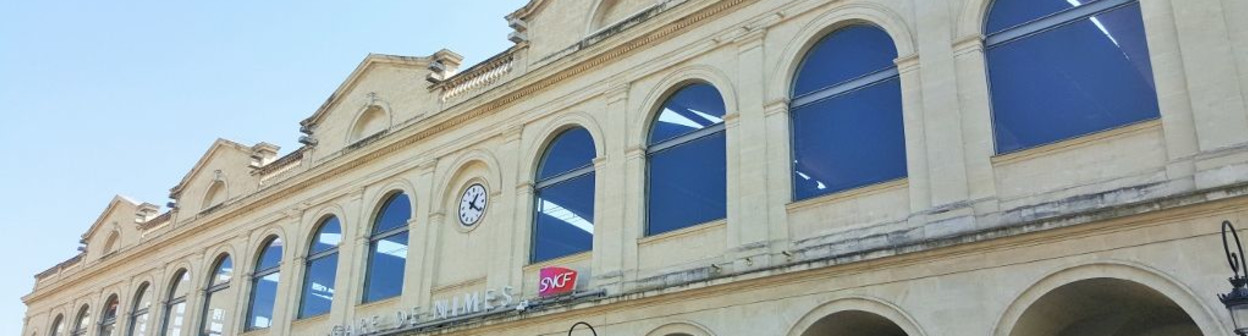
[1219,220,1248,335]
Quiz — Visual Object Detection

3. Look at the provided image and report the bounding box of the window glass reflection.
[534,173,595,262]
[649,83,726,145]
[247,272,280,330]
[201,256,233,336]
[162,270,189,336]
[255,238,283,271]
[300,253,338,318]
[373,193,411,233]
[647,132,727,235]
[71,306,89,336]
[310,217,342,255]
[364,232,407,303]
[792,79,907,199]
[128,283,151,336]
[537,128,596,181]
[793,25,899,97]
[99,296,118,336]
[51,315,64,336]
[987,0,1094,33]
[987,2,1158,153]
[210,256,233,286]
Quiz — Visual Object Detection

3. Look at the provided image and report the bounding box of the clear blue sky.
[0,0,525,332]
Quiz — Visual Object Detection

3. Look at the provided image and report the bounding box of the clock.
[458,183,488,227]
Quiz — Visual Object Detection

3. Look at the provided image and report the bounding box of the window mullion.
[535,166,595,189]
[648,123,726,154]
[986,0,1134,46]
[792,68,900,107]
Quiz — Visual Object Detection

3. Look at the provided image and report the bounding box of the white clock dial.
[458,183,487,226]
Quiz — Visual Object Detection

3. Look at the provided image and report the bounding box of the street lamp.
[568,321,598,336]
[1220,220,1248,335]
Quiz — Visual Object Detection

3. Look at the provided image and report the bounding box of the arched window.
[199,255,234,336]
[646,83,728,236]
[363,192,411,303]
[128,283,152,336]
[532,127,597,263]
[202,181,226,211]
[49,314,64,336]
[98,295,119,336]
[103,232,120,256]
[70,305,89,336]
[790,25,908,200]
[161,270,190,336]
[985,0,1158,153]
[299,217,342,318]
[246,237,282,331]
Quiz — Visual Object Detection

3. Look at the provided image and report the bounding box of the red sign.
[538,267,579,298]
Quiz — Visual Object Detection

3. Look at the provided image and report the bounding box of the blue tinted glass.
[793,25,898,97]
[649,84,726,145]
[986,0,1093,33]
[538,128,597,181]
[310,217,342,255]
[793,78,907,200]
[299,253,337,318]
[647,132,727,236]
[246,272,279,330]
[255,238,283,271]
[533,173,595,262]
[373,193,411,234]
[210,256,232,286]
[363,233,407,303]
[988,3,1158,153]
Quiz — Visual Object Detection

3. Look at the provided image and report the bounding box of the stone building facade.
[20,0,1248,335]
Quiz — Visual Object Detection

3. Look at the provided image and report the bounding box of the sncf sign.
[538,267,579,298]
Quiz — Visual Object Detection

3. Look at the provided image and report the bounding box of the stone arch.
[348,104,393,143]
[202,179,227,210]
[634,64,739,148]
[768,2,917,103]
[586,0,653,34]
[992,261,1225,336]
[248,227,286,270]
[102,230,121,255]
[301,203,349,255]
[955,0,994,40]
[522,111,607,185]
[433,148,504,214]
[362,178,418,236]
[786,296,926,336]
[645,321,717,336]
[200,243,237,288]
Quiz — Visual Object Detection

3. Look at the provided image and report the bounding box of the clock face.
[458,183,487,226]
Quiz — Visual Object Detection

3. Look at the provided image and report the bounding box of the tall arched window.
[98,295,119,336]
[790,25,908,200]
[70,305,89,336]
[128,283,151,336]
[299,217,341,318]
[246,237,282,330]
[646,83,728,236]
[199,255,234,336]
[49,314,64,336]
[161,270,190,336]
[363,192,411,303]
[985,0,1158,153]
[532,127,597,263]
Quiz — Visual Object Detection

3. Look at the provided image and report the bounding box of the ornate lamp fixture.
[568,321,598,336]
[1219,220,1248,335]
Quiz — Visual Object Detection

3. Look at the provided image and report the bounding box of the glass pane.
[170,271,190,298]
[102,297,119,320]
[986,0,1100,33]
[129,313,149,336]
[299,253,338,318]
[99,323,115,336]
[201,286,235,336]
[133,284,151,311]
[73,308,89,332]
[363,233,408,303]
[537,128,597,181]
[533,173,595,262]
[247,272,280,330]
[162,302,186,336]
[793,78,907,200]
[373,193,412,234]
[210,256,233,286]
[649,84,726,145]
[255,237,283,272]
[647,132,727,236]
[988,3,1158,153]
[793,25,898,97]
[310,217,342,255]
[51,316,64,336]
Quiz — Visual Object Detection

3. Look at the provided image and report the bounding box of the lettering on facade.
[327,286,517,336]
